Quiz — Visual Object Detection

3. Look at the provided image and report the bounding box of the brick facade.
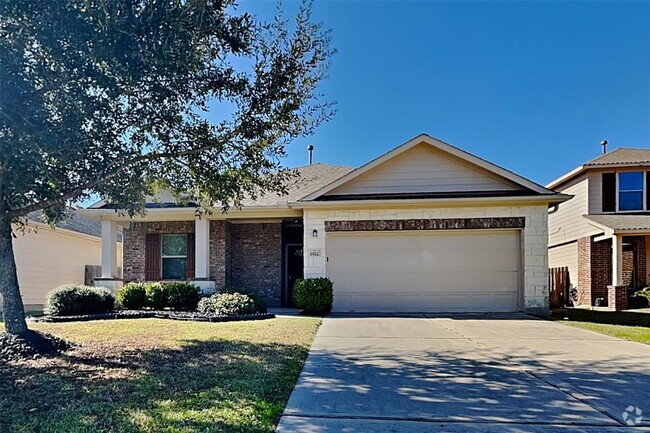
[577,237,592,305]
[623,236,646,289]
[228,223,283,307]
[608,285,629,311]
[123,221,195,281]
[209,220,228,287]
[590,238,612,303]
[576,235,646,307]
[123,220,283,306]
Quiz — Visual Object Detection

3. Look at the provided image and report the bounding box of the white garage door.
[327,230,521,313]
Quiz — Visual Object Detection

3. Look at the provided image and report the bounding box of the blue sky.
[238,0,650,186]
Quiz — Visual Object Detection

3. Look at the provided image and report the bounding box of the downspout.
[548,204,559,214]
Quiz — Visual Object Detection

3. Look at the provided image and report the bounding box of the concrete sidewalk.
[277,314,650,432]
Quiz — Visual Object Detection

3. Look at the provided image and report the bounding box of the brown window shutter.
[145,233,161,281]
[186,233,195,280]
[602,173,616,212]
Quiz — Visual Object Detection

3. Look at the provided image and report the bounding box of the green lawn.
[549,308,650,345]
[0,318,320,433]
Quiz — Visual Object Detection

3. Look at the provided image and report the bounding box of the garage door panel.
[327,230,522,313]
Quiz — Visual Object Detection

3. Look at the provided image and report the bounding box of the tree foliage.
[0,0,333,223]
[0,0,334,334]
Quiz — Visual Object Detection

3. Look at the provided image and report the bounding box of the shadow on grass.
[0,338,309,433]
[550,308,650,327]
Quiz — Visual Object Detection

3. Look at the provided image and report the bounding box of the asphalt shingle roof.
[239,163,354,206]
[585,148,650,167]
[26,209,121,239]
[584,214,650,232]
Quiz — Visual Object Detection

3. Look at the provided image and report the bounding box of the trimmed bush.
[631,288,650,309]
[164,282,200,310]
[292,278,333,315]
[145,282,166,309]
[117,283,147,309]
[197,292,256,316]
[217,287,267,313]
[45,284,115,316]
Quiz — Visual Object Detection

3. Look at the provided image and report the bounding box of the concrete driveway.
[277,314,650,432]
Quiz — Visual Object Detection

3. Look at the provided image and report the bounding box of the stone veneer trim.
[324,217,525,232]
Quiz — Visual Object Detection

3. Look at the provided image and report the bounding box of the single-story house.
[4,209,123,313]
[548,147,650,306]
[81,134,568,314]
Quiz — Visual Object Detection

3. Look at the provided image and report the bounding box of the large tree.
[0,0,333,335]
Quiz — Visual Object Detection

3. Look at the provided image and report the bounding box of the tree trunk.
[0,217,28,334]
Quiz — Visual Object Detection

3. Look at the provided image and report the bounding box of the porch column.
[191,217,215,294]
[612,234,624,286]
[101,219,118,278]
[195,217,210,279]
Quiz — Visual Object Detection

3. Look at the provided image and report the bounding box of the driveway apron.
[277,314,650,432]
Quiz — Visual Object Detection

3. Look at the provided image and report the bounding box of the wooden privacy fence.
[549,266,570,308]
[85,265,122,286]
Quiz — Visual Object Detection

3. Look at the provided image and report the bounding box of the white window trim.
[616,171,646,213]
[161,234,188,280]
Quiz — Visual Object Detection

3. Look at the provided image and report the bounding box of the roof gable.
[302,134,553,201]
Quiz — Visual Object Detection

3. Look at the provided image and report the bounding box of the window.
[161,234,187,280]
[618,172,644,211]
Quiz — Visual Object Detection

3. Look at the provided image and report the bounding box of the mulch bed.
[0,330,75,362]
[28,310,275,323]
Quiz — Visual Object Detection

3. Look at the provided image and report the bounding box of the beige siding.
[8,226,123,311]
[548,174,599,246]
[327,144,523,196]
[548,242,578,288]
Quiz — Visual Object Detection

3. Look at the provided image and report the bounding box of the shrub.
[292,278,333,315]
[164,282,200,310]
[145,282,167,309]
[117,282,147,309]
[197,292,256,316]
[629,296,650,309]
[631,288,650,309]
[45,284,115,316]
[217,287,267,313]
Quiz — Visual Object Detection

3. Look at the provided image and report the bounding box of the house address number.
[308,250,321,257]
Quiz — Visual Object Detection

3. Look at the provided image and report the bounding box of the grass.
[549,308,650,345]
[0,318,320,433]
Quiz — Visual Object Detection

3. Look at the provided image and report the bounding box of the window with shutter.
[161,234,188,280]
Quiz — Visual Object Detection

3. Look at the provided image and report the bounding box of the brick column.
[607,285,629,311]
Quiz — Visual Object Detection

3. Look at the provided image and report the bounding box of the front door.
[285,244,304,306]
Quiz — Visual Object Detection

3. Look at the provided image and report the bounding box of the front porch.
[580,215,650,307]
[95,218,305,307]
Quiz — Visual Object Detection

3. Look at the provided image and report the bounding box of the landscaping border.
[28,310,275,323]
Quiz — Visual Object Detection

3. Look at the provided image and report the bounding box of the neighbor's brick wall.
[590,237,612,303]
[304,205,550,314]
[623,236,646,289]
[123,221,195,282]
[228,223,283,306]
[608,285,629,311]
[577,237,592,305]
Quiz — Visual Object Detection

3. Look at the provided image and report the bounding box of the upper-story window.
[618,172,645,211]
[602,171,647,213]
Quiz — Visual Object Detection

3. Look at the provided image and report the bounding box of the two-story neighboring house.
[548,148,650,306]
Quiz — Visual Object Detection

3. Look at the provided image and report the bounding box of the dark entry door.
[285,245,304,306]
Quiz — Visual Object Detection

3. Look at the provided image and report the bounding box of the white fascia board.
[291,193,571,210]
[78,206,300,222]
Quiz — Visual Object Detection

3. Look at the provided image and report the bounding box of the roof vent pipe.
[601,140,608,154]
[307,144,314,164]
